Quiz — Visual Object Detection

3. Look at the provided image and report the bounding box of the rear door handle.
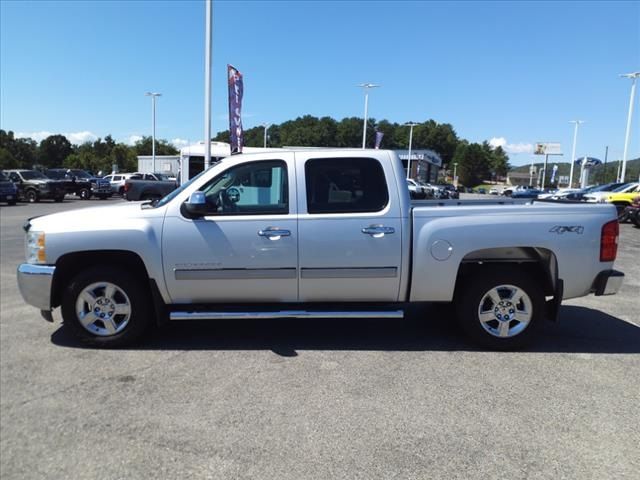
[362,225,395,238]
[258,227,291,240]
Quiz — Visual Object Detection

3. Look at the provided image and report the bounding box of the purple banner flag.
[374,130,384,149]
[227,65,244,154]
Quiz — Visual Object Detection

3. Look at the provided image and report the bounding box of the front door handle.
[258,227,291,240]
[362,225,395,238]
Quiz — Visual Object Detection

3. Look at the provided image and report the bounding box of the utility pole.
[204,0,213,169]
[404,122,418,179]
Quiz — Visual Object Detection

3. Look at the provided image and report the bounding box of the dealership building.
[395,149,443,183]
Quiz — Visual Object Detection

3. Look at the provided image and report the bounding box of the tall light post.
[261,123,270,148]
[619,72,639,182]
[404,122,419,179]
[204,0,213,170]
[568,120,584,188]
[453,162,458,183]
[358,83,380,148]
[145,92,162,174]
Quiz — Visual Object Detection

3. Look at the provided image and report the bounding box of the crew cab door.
[296,152,403,302]
[162,154,298,303]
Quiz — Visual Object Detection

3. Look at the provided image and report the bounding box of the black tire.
[118,186,125,195]
[631,211,640,228]
[26,189,39,203]
[454,266,545,350]
[79,188,90,200]
[8,200,16,206]
[54,196,65,203]
[61,266,153,347]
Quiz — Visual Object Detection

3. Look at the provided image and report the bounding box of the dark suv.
[5,169,66,203]
[45,169,112,200]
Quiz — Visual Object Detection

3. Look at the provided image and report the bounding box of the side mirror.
[181,191,209,218]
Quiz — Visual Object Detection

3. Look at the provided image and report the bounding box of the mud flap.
[545,279,564,322]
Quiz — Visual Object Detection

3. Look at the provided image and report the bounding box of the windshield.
[153,168,210,208]
[21,171,49,180]
[612,183,632,192]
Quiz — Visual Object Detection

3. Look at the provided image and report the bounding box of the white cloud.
[16,130,98,145]
[66,131,98,144]
[126,135,143,146]
[171,138,190,148]
[489,137,533,154]
[16,131,53,142]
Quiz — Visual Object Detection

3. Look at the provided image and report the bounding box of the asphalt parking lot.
[1,197,639,479]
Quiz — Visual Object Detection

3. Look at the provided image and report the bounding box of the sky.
[1,0,639,166]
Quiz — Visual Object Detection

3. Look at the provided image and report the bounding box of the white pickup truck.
[17,149,624,349]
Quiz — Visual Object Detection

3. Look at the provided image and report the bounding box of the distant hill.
[509,157,640,184]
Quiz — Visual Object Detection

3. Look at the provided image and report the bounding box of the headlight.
[26,231,46,264]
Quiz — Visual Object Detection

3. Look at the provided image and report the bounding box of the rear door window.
[305,157,389,214]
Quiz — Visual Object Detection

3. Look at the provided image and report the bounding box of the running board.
[169,310,404,321]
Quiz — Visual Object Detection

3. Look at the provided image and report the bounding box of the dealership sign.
[534,142,562,155]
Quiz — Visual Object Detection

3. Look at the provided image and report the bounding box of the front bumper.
[592,269,624,296]
[17,264,55,310]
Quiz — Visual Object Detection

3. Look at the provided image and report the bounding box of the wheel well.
[51,250,149,308]
[456,247,558,297]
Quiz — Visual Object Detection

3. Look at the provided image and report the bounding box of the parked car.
[489,187,500,195]
[600,184,640,219]
[102,173,136,195]
[0,171,18,205]
[584,182,638,203]
[44,169,92,199]
[442,184,459,199]
[66,169,112,199]
[17,149,623,350]
[123,174,179,201]
[511,188,543,199]
[621,195,640,226]
[406,179,426,199]
[4,169,66,203]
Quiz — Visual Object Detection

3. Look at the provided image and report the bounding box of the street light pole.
[404,122,418,179]
[568,120,584,188]
[358,83,380,148]
[453,162,458,182]
[145,92,162,174]
[204,0,213,170]
[619,72,639,182]
[262,123,270,148]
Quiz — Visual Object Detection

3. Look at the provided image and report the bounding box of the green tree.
[455,142,491,187]
[336,117,363,148]
[38,134,72,167]
[133,136,178,156]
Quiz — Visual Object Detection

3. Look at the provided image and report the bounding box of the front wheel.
[79,188,90,200]
[455,266,544,350]
[61,267,152,347]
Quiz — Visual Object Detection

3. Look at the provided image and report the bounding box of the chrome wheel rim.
[75,282,131,336]
[477,284,533,338]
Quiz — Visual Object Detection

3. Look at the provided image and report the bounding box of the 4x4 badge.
[550,226,584,234]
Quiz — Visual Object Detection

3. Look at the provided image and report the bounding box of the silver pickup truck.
[17,149,624,349]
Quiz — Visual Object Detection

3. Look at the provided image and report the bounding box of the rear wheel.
[455,266,544,350]
[61,266,152,347]
[79,188,90,200]
[26,189,39,203]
